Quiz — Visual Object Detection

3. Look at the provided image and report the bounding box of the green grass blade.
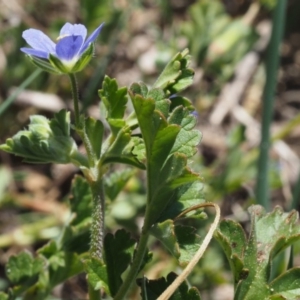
[0,69,42,117]
[256,0,287,210]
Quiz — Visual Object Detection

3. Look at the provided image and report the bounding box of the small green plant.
[0,23,219,300]
[216,205,300,300]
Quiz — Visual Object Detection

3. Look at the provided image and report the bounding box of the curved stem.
[114,229,150,300]
[68,73,81,129]
[158,203,221,300]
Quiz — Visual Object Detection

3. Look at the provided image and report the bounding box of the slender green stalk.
[90,179,105,260]
[68,73,96,168]
[256,0,287,210]
[114,143,154,300]
[114,230,150,300]
[68,73,81,129]
[68,70,105,270]
[88,281,102,300]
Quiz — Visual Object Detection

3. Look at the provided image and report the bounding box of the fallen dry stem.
[157,202,221,300]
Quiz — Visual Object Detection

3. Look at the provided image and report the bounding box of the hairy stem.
[90,179,105,259]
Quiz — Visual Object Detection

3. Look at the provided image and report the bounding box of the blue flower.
[21,22,104,73]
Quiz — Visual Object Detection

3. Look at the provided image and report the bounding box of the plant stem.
[90,179,105,260]
[68,73,81,129]
[255,0,287,210]
[68,73,97,168]
[90,179,105,259]
[88,281,102,300]
[114,229,150,300]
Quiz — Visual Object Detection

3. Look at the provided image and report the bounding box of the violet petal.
[56,35,84,61]
[22,29,55,53]
[20,47,49,59]
[80,23,104,54]
[59,23,87,41]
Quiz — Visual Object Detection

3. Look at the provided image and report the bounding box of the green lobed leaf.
[18,273,49,300]
[38,241,84,288]
[99,75,128,136]
[84,117,104,161]
[168,68,195,95]
[129,63,203,228]
[148,125,181,190]
[131,137,146,162]
[150,220,180,259]
[130,82,171,118]
[49,251,83,287]
[106,118,126,137]
[38,241,62,270]
[150,220,201,266]
[84,257,109,294]
[129,92,161,154]
[174,224,202,266]
[5,251,45,297]
[147,87,166,102]
[270,268,300,298]
[0,110,84,165]
[104,229,136,296]
[138,272,201,300]
[147,87,170,118]
[104,168,136,201]
[149,171,204,225]
[69,175,93,227]
[169,96,194,111]
[157,153,187,188]
[130,82,148,97]
[130,91,181,187]
[102,126,146,169]
[169,107,202,159]
[153,49,194,95]
[214,219,247,286]
[6,251,44,285]
[229,205,300,300]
